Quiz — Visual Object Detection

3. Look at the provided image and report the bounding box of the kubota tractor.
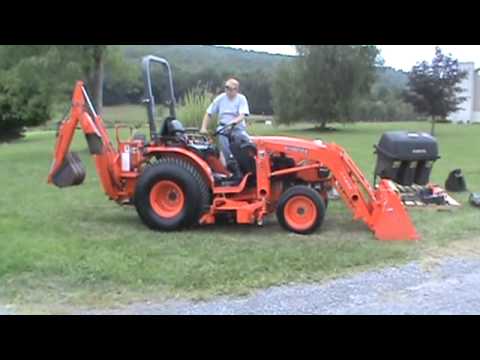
[48,55,419,240]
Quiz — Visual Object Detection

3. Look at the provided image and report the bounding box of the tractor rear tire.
[277,186,326,235]
[134,157,211,231]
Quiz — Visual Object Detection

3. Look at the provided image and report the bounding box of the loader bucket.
[370,180,420,241]
[51,152,86,188]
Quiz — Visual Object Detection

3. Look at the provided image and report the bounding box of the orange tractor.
[48,55,419,240]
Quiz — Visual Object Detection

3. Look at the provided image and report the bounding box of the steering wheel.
[214,123,237,137]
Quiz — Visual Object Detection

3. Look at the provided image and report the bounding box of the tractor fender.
[145,147,215,187]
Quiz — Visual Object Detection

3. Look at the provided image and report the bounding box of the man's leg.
[231,127,251,144]
[218,132,243,183]
[218,133,234,162]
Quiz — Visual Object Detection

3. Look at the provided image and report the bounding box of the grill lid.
[375,131,439,161]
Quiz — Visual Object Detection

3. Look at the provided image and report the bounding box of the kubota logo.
[285,146,308,154]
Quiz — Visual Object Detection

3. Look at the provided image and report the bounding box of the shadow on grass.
[195,223,280,237]
[1,134,37,145]
[89,203,376,241]
[271,126,342,134]
[270,125,378,137]
[297,126,341,133]
[94,209,146,228]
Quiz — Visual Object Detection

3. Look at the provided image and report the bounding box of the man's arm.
[201,95,221,133]
[231,95,250,126]
[200,112,211,134]
[231,113,246,126]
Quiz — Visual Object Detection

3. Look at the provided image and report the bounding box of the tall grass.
[177,86,215,128]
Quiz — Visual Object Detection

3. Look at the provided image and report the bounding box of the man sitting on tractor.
[200,78,250,184]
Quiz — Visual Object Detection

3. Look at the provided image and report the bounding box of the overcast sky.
[218,45,480,71]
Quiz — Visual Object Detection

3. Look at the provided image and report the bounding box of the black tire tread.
[134,156,211,231]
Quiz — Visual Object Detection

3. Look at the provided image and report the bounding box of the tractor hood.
[251,136,327,156]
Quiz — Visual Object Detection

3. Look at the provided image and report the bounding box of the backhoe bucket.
[50,152,86,188]
[370,180,420,241]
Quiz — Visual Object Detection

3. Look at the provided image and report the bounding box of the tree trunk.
[320,119,328,130]
[430,116,436,136]
[91,51,105,115]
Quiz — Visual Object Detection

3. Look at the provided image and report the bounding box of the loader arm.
[316,142,419,241]
[254,137,419,241]
[48,81,122,200]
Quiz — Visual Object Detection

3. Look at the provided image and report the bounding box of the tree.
[78,45,108,114]
[56,45,109,114]
[272,61,305,125]
[271,46,380,128]
[103,49,143,106]
[295,45,380,128]
[240,70,273,115]
[0,46,80,140]
[404,47,467,136]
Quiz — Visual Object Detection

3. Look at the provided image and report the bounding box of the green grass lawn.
[2,106,480,312]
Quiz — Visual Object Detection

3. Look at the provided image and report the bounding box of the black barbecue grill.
[374,131,440,187]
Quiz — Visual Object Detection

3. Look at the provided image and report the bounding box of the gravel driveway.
[75,256,480,315]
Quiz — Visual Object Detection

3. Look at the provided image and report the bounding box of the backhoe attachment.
[48,81,120,199]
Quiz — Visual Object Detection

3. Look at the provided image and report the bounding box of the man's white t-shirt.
[207,93,250,129]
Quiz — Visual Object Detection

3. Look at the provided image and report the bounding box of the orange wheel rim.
[284,196,317,232]
[149,180,185,218]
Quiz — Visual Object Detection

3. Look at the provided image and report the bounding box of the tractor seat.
[231,141,257,176]
[160,117,186,138]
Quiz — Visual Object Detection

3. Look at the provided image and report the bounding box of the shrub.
[0,67,53,141]
[0,46,71,141]
[177,86,215,128]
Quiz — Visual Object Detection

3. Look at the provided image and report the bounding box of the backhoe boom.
[48,81,122,200]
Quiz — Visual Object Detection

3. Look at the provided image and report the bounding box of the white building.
[450,62,480,124]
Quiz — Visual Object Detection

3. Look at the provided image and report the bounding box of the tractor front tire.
[134,157,211,231]
[321,192,329,210]
[277,186,326,235]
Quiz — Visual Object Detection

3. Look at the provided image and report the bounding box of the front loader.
[48,55,419,241]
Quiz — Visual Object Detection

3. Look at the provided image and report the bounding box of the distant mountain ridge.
[119,45,409,94]
[120,45,292,75]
